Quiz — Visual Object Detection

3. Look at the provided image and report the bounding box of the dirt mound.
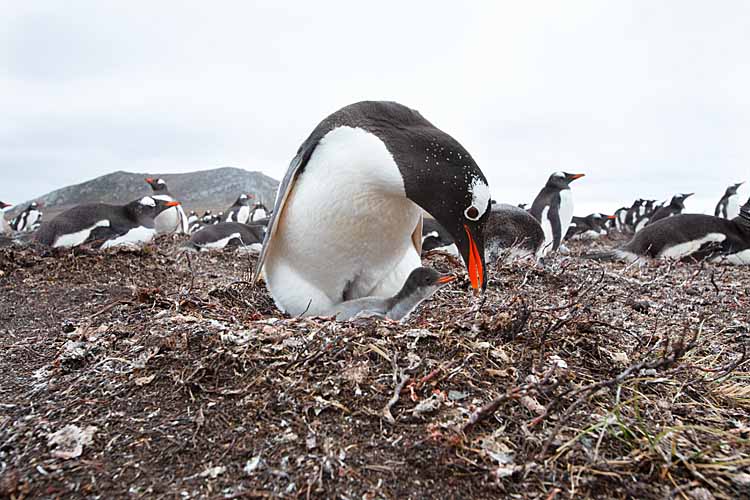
[1,237,748,498]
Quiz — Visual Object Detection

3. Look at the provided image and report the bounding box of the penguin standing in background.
[225,194,252,223]
[35,197,179,249]
[188,222,266,251]
[614,206,628,232]
[250,202,268,222]
[11,202,43,232]
[529,171,585,255]
[624,199,645,232]
[145,178,189,234]
[333,267,456,321]
[253,101,490,317]
[589,197,750,265]
[0,201,12,235]
[648,193,693,225]
[715,182,744,219]
[634,199,657,232]
[485,203,544,262]
[187,211,199,225]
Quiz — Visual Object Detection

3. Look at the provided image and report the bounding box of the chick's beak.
[437,274,456,284]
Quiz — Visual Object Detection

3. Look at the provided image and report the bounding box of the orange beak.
[607,215,616,219]
[463,225,484,290]
[145,177,154,183]
[571,173,585,180]
[437,274,456,284]
[165,201,180,207]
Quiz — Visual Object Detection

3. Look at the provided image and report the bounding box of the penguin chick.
[333,267,456,321]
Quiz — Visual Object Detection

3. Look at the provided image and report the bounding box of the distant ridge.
[8,167,279,218]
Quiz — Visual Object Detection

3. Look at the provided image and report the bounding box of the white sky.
[2,1,749,215]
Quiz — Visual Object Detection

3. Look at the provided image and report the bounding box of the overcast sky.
[2,1,749,215]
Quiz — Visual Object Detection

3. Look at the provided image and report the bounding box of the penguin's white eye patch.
[465,206,480,220]
[139,197,156,207]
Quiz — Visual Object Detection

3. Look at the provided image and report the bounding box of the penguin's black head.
[729,182,744,195]
[0,201,11,209]
[29,202,39,209]
[129,197,179,221]
[403,162,490,291]
[672,193,693,207]
[402,267,456,293]
[547,171,585,189]
[145,177,168,192]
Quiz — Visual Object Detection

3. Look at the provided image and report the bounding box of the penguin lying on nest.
[485,204,544,263]
[35,197,179,249]
[588,197,750,265]
[188,222,265,251]
[333,267,455,321]
[253,101,490,317]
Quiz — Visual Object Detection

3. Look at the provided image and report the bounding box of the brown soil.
[0,236,748,499]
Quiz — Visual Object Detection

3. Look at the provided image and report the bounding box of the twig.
[382,353,410,424]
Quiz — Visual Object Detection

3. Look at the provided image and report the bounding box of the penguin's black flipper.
[550,207,562,250]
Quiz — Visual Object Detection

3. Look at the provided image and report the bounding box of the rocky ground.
[0,235,749,499]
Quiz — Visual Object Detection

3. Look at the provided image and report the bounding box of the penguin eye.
[465,206,480,221]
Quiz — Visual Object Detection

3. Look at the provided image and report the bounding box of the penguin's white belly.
[53,220,111,248]
[154,206,180,234]
[715,248,750,265]
[727,195,740,219]
[635,218,649,232]
[25,210,41,231]
[263,126,421,316]
[539,206,553,256]
[251,208,267,222]
[659,233,726,260]
[199,232,242,250]
[100,226,156,249]
[558,189,574,242]
[238,206,251,223]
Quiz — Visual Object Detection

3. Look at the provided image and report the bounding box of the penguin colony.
[4,101,749,320]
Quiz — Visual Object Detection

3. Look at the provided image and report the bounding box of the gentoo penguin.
[624,199,645,232]
[188,222,265,251]
[648,193,693,225]
[253,101,490,317]
[225,194,252,223]
[614,207,628,232]
[590,198,750,264]
[187,210,199,225]
[634,199,657,232]
[0,201,11,235]
[715,182,744,219]
[566,213,614,240]
[529,171,584,255]
[485,203,544,262]
[11,202,43,232]
[35,197,179,249]
[421,218,459,256]
[250,202,268,222]
[145,178,189,234]
[333,267,455,321]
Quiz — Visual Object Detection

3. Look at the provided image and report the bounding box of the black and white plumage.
[566,213,614,240]
[485,203,544,262]
[35,197,179,249]
[529,171,584,255]
[333,267,455,321]
[590,198,750,265]
[253,101,490,317]
[225,194,252,223]
[0,201,11,235]
[421,218,458,256]
[145,178,189,234]
[11,202,43,232]
[188,222,265,251]
[634,200,657,232]
[614,206,628,232]
[715,182,744,219]
[250,202,268,222]
[648,193,693,225]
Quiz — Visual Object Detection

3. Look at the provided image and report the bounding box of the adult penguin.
[0,201,11,235]
[715,182,744,219]
[144,177,189,234]
[529,171,585,255]
[253,101,490,317]
[648,193,693,225]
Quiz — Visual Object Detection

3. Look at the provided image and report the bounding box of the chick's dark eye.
[465,206,479,220]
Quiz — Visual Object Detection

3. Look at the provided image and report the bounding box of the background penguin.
[648,193,693,225]
[566,213,614,240]
[624,199,645,232]
[188,222,266,251]
[333,267,455,321]
[0,201,11,235]
[250,202,268,222]
[225,194,252,223]
[421,218,459,256]
[11,202,43,232]
[485,203,544,263]
[614,206,628,232]
[588,197,750,265]
[187,210,199,225]
[145,177,189,234]
[201,210,213,224]
[529,171,584,255]
[35,197,179,249]
[634,199,657,232]
[253,101,490,317]
[715,182,744,219]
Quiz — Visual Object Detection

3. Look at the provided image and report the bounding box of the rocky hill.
[8,167,279,218]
